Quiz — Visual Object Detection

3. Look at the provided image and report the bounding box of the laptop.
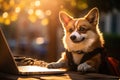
[0,28,66,75]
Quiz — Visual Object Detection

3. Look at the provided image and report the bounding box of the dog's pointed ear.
[59,11,73,26]
[85,7,99,25]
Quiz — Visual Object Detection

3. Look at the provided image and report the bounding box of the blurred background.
[0,0,120,62]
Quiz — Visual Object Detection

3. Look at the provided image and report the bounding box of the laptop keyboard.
[14,56,48,67]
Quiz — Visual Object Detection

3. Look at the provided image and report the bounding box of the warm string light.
[0,0,51,25]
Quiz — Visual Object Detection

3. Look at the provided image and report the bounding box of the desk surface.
[0,58,120,80]
[0,72,119,80]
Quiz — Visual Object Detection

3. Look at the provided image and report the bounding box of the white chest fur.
[72,53,84,65]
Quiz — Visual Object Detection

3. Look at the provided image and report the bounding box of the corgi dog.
[47,7,105,73]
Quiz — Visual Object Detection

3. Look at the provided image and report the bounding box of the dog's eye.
[69,28,74,33]
[79,27,86,32]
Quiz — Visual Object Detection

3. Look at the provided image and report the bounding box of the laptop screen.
[0,28,19,74]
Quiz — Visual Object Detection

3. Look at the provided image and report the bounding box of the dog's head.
[59,8,104,52]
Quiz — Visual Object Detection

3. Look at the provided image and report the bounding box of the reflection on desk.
[0,71,119,80]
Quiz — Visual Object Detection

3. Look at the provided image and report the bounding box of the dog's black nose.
[70,35,76,40]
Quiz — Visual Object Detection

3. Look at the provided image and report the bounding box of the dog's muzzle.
[70,35,85,43]
[70,31,86,43]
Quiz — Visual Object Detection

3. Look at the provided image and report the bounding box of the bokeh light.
[35,0,41,7]
[41,18,49,26]
[15,7,21,13]
[2,12,8,18]
[4,18,10,25]
[35,9,44,19]
[36,37,44,45]
[0,0,50,25]
[45,10,52,16]
[28,9,34,15]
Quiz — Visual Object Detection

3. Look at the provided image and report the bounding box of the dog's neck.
[67,47,104,55]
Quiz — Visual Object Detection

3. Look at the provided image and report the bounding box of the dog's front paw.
[47,62,63,69]
[77,62,95,72]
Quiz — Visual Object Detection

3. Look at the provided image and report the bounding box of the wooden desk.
[0,72,119,80]
[0,58,119,80]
